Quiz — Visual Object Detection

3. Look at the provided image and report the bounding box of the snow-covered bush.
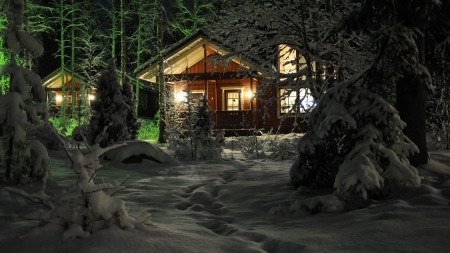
[426,73,450,151]
[237,131,264,158]
[0,0,48,180]
[5,132,150,241]
[72,125,89,149]
[31,122,64,151]
[260,130,300,160]
[290,81,421,200]
[192,96,224,158]
[164,82,225,160]
[88,58,130,148]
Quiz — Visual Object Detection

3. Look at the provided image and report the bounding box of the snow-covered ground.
[1,141,450,253]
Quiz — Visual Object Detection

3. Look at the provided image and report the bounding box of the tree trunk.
[120,0,125,84]
[157,0,166,143]
[396,4,429,166]
[60,0,66,125]
[23,0,31,70]
[71,0,75,117]
[396,72,429,165]
[111,0,116,58]
[135,0,142,116]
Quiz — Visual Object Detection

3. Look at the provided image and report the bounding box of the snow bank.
[103,140,181,165]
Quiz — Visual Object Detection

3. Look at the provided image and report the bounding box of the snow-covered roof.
[135,29,267,83]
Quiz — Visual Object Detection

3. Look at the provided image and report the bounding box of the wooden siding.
[255,79,308,134]
[181,54,247,74]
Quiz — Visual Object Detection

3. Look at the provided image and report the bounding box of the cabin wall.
[172,78,255,112]
[256,79,308,134]
[182,55,247,74]
[134,86,158,118]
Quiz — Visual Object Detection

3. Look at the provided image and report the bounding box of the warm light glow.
[247,90,253,98]
[56,95,62,102]
[175,91,186,102]
[89,95,95,100]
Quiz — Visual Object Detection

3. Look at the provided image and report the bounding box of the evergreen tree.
[323,0,448,166]
[0,6,10,94]
[88,58,129,148]
[171,0,219,36]
[0,0,48,180]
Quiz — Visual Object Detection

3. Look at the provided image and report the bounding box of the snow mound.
[104,140,181,165]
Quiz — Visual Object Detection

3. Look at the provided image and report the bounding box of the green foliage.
[48,117,79,137]
[171,0,220,36]
[137,118,159,141]
[0,14,9,94]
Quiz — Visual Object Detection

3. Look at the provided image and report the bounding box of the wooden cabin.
[42,65,158,118]
[135,30,311,134]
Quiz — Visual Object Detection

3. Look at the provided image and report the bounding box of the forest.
[0,0,450,252]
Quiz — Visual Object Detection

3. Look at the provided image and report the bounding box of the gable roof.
[42,66,86,90]
[135,29,267,83]
[42,62,157,92]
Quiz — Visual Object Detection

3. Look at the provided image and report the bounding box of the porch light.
[247,90,253,98]
[175,91,186,102]
[56,95,62,102]
[89,94,95,100]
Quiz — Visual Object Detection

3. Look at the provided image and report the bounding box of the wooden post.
[203,44,207,98]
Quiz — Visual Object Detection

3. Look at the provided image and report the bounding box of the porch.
[213,110,256,130]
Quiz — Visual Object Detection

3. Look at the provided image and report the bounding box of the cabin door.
[224,90,241,111]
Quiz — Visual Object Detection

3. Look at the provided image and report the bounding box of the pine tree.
[88,58,129,148]
[323,0,448,165]
[0,0,48,180]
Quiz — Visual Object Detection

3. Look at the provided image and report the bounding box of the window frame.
[221,86,244,111]
[278,88,315,117]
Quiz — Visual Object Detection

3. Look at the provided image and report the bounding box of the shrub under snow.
[5,134,150,241]
[290,81,421,200]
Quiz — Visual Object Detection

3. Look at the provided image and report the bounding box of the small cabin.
[136,30,312,134]
[42,66,158,118]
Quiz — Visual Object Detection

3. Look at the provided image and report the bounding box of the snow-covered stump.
[289,81,421,207]
[5,132,150,241]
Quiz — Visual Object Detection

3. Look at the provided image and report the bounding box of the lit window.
[280,88,315,114]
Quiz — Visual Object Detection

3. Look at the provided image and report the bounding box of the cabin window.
[221,87,244,111]
[279,88,315,115]
[175,91,204,109]
[225,90,241,111]
[139,94,148,109]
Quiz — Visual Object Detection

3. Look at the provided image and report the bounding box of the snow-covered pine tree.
[0,0,48,181]
[122,76,141,140]
[88,58,130,148]
[193,95,223,159]
[290,79,421,200]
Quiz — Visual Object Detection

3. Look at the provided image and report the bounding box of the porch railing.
[213,110,254,130]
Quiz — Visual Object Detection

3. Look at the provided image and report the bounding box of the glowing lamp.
[175,91,186,102]
[56,95,62,102]
[247,90,253,98]
[89,94,95,100]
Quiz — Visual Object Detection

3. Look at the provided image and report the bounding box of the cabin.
[42,65,158,118]
[135,29,313,134]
